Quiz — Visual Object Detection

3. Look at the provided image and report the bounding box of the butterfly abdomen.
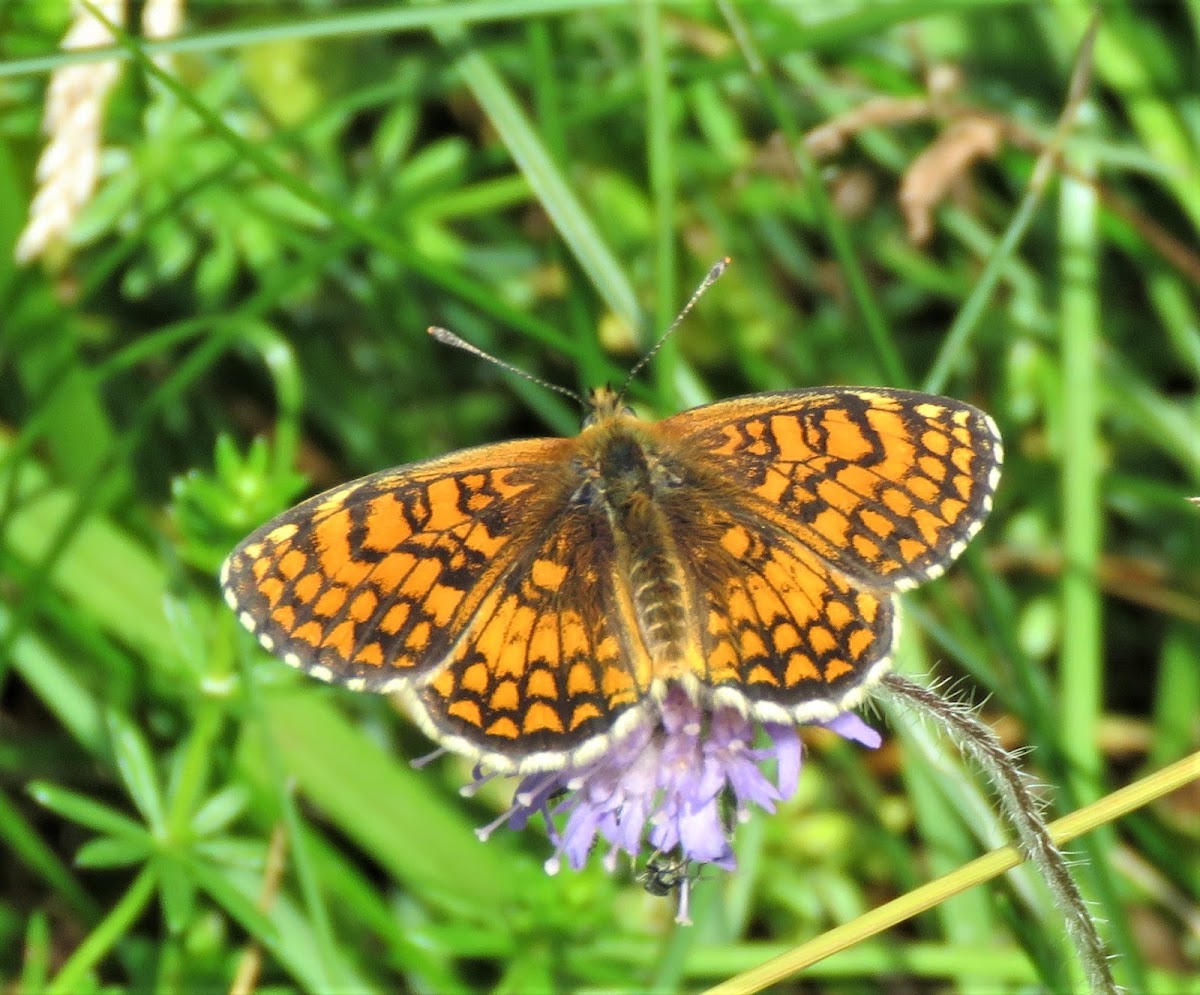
[588,422,691,673]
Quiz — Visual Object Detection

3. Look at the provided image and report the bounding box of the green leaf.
[434,28,640,347]
[191,785,250,838]
[157,855,198,936]
[258,690,539,914]
[74,836,151,870]
[106,711,166,834]
[28,782,146,841]
[189,861,277,944]
[194,836,266,871]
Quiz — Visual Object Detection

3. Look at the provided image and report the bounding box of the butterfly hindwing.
[653,472,897,722]
[404,502,656,770]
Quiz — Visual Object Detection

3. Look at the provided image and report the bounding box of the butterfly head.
[583,385,636,427]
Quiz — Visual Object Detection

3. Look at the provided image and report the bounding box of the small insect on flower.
[639,850,692,899]
[221,260,1001,921]
[639,850,696,923]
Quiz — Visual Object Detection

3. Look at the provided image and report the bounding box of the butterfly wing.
[400,504,656,771]
[650,387,1001,720]
[656,387,1003,591]
[653,483,898,723]
[221,437,579,689]
[222,435,654,771]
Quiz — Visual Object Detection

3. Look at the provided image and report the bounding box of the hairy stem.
[877,672,1117,995]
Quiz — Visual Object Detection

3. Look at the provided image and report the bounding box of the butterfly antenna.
[428,326,585,408]
[618,256,731,401]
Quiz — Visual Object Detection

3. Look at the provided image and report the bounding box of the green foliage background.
[1,1,1198,992]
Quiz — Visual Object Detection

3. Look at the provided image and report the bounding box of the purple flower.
[472,683,882,924]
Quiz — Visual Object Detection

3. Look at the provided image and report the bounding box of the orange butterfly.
[222,343,1001,774]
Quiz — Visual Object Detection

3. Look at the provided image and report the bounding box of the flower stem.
[46,864,157,995]
[876,673,1117,995]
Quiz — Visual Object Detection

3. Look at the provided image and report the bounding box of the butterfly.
[221,364,1002,775]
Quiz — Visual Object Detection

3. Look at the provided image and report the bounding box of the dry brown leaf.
[899,115,1005,244]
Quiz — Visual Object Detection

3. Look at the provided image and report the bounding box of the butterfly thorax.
[577,406,692,676]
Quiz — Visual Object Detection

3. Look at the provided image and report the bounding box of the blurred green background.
[1,1,1198,992]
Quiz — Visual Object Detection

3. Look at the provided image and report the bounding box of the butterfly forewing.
[221,437,577,689]
[655,387,1003,592]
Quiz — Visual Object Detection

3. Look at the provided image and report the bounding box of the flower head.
[473,683,881,924]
